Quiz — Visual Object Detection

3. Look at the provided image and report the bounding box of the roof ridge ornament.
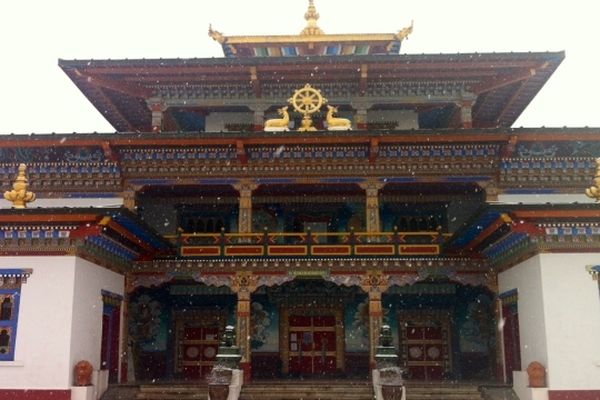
[395,20,414,42]
[3,163,36,209]
[208,24,226,44]
[300,0,324,36]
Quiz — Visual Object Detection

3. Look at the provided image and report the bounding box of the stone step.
[128,382,483,400]
[136,385,208,400]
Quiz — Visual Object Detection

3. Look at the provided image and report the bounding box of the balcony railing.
[167,229,450,258]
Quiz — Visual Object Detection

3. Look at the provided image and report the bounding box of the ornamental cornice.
[133,257,489,274]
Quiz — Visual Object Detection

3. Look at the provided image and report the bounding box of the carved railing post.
[359,180,385,236]
[233,180,258,235]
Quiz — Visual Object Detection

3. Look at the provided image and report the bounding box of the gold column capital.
[233,180,259,195]
[230,272,259,298]
[360,270,390,295]
[358,179,385,193]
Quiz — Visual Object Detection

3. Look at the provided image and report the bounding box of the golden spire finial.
[585,158,600,202]
[208,24,226,44]
[3,163,36,209]
[301,0,324,36]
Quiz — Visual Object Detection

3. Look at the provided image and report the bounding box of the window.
[254,47,269,57]
[354,45,370,55]
[325,45,341,55]
[0,269,31,361]
[281,46,298,56]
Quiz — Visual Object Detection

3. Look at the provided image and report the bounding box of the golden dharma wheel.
[289,84,327,115]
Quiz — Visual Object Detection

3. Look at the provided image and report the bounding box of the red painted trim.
[224,246,263,256]
[0,390,71,400]
[311,245,352,256]
[399,245,439,255]
[181,246,221,256]
[0,214,99,223]
[355,244,395,255]
[548,390,600,400]
[267,246,308,256]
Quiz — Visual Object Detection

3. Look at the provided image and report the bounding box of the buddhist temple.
[0,2,599,400]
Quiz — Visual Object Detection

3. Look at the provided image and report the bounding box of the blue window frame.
[281,46,298,56]
[0,269,31,361]
[325,45,341,55]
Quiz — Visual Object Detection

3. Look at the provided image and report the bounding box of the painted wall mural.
[344,295,370,351]
[458,294,495,353]
[251,298,279,351]
[129,294,164,352]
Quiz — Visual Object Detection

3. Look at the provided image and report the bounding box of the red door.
[100,304,121,383]
[502,304,521,383]
[180,325,220,380]
[399,312,452,381]
[404,325,445,380]
[289,315,336,376]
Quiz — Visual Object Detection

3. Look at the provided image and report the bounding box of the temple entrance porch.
[126,273,498,383]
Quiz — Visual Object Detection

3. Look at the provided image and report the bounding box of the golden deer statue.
[264,106,290,131]
[326,105,352,131]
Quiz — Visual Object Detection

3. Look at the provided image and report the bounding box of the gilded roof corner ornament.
[3,163,36,209]
[585,157,600,202]
[208,24,227,44]
[395,20,414,41]
[300,0,325,36]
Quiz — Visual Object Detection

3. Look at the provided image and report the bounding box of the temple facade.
[0,2,599,400]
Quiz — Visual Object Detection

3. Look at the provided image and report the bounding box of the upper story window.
[325,45,341,55]
[354,45,370,55]
[281,46,298,56]
[254,47,269,57]
[0,269,32,361]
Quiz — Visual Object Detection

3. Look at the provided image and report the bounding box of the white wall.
[538,253,600,390]
[69,258,124,385]
[499,253,600,390]
[0,256,124,390]
[498,255,548,369]
[0,256,76,389]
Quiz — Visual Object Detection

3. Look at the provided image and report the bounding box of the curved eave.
[58,51,565,132]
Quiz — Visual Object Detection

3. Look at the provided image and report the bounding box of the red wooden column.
[231,272,258,382]
[360,270,390,369]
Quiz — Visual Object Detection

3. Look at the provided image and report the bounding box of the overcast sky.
[1,0,598,134]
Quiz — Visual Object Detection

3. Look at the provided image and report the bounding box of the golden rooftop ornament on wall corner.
[4,163,36,208]
[585,157,600,202]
